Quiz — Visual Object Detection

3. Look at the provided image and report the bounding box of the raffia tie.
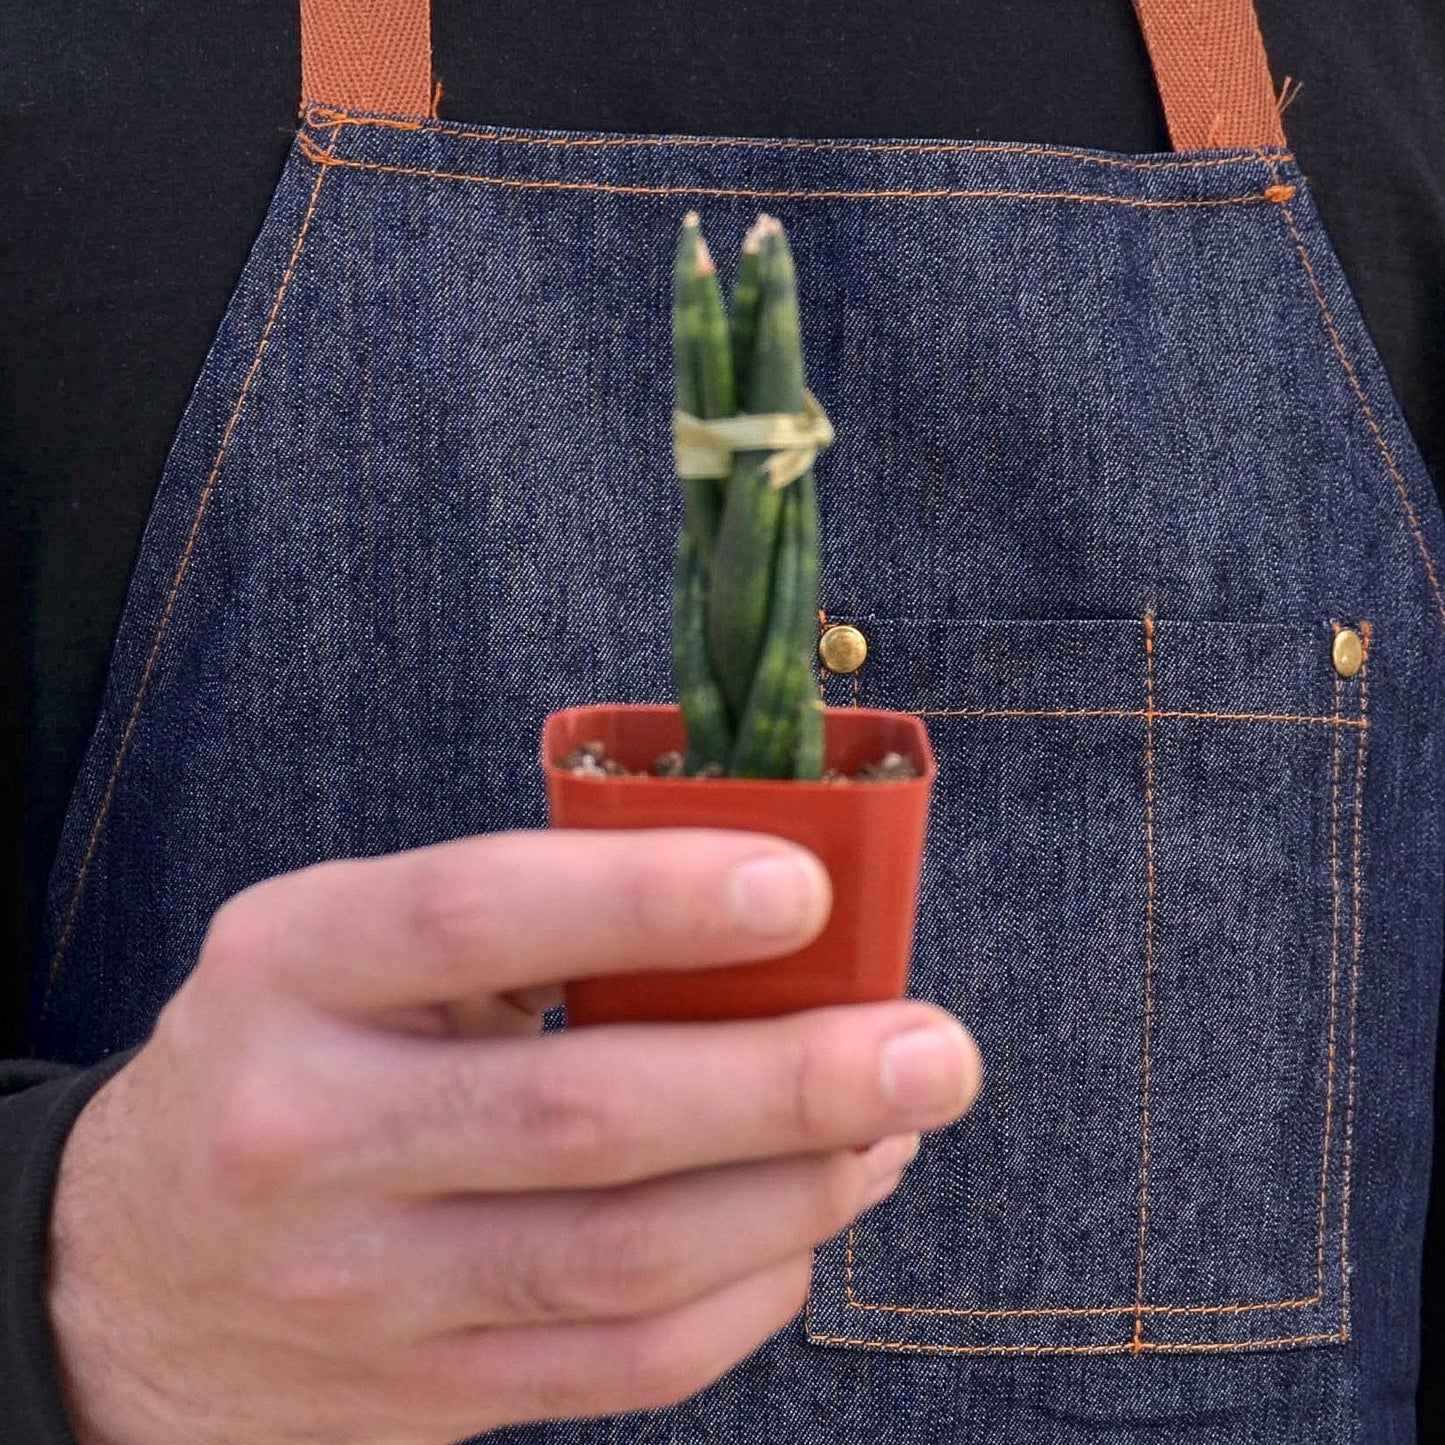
[673,390,834,490]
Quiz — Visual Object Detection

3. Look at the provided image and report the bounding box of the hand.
[48,829,981,1445]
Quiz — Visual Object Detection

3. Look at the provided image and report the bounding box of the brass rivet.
[1332,627,1364,679]
[819,624,868,674]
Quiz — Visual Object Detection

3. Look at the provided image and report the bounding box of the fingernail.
[879,1024,975,1117]
[862,1131,921,1184]
[728,852,830,938]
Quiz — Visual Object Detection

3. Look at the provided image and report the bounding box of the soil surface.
[559,740,920,782]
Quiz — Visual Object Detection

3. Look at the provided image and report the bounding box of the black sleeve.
[0,1054,135,1445]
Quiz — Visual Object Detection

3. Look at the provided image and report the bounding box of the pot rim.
[541,702,937,789]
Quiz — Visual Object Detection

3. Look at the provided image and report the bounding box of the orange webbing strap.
[295,0,1284,147]
[300,0,433,118]
[1132,0,1286,150]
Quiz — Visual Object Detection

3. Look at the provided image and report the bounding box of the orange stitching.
[806,1328,1345,1356]
[831,697,1365,1353]
[295,133,1286,207]
[1254,147,1286,190]
[844,1293,1322,1320]
[839,620,1365,1337]
[1340,622,1370,1332]
[291,125,1377,1353]
[303,104,1294,172]
[1133,615,1157,1352]
[915,706,1365,727]
[1130,1331,1348,1352]
[1277,203,1445,631]
[1315,644,1345,1294]
[40,136,340,1007]
[305,106,426,133]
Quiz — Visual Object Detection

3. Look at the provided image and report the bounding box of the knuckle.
[200,888,271,983]
[210,1067,325,1200]
[502,1063,618,1178]
[573,1199,677,1317]
[776,1029,834,1144]
[400,854,505,964]
[615,851,700,948]
[200,863,336,993]
[398,1053,489,1142]
[493,1247,589,1323]
[488,1198,676,1324]
[252,1253,366,1317]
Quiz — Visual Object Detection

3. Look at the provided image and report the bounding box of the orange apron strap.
[1131,0,1287,150]
[299,0,433,118]
[296,0,1284,148]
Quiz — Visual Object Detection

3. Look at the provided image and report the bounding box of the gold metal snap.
[1332,627,1364,679]
[819,624,868,674]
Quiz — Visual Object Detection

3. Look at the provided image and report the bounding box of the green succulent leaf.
[671,213,826,780]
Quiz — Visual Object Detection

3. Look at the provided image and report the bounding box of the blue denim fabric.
[32,107,1445,1441]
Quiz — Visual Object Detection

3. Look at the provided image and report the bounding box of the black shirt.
[4,3,1445,1439]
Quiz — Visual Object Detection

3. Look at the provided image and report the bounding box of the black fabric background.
[3,1,1445,1435]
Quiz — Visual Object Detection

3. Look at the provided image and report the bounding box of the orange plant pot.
[541,704,936,1026]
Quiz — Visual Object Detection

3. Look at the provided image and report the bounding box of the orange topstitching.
[42,134,341,1002]
[45,77,1375,1351]
[1315,650,1345,1294]
[302,104,1295,173]
[295,132,1288,208]
[1267,186,1445,633]
[1131,614,1158,1353]
[1339,623,1371,1333]
[837,619,1368,1349]
[808,1295,1350,1356]
[805,1324,1345,1356]
[913,706,1365,728]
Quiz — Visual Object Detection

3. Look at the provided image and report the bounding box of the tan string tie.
[674,390,834,490]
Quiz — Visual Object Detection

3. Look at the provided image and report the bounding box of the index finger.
[212,828,831,1016]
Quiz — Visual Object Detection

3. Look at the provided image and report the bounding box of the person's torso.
[20,2,1445,1439]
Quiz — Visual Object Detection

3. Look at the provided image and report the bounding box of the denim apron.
[31,1,1445,1440]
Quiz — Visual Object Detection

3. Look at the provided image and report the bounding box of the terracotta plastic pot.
[541,703,936,1025]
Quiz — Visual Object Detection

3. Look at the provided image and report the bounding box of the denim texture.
[32,107,1445,1441]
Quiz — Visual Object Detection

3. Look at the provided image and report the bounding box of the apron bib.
[33,2,1445,1439]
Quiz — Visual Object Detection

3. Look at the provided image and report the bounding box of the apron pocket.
[806,615,1367,1356]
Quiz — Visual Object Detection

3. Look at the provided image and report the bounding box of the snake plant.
[671,213,833,779]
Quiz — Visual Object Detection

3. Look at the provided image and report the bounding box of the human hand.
[48,829,980,1445]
